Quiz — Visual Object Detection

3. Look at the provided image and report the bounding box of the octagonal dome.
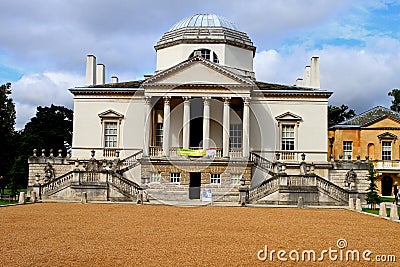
[170,14,239,31]
[155,13,255,53]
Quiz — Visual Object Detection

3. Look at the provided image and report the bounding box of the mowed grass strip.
[0,203,399,266]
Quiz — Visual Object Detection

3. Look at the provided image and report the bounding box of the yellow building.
[329,106,400,196]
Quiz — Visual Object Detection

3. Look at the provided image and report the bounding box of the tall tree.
[388,88,400,112]
[0,83,16,191]
[9,104,73,189]
[365,163,381,209]
[328,104,356,127]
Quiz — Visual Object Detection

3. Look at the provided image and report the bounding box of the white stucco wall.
[249,96,329,162]
[156,43,253,74]
[72,94,145,159]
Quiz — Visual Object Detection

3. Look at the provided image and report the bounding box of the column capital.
[144,96,151,105]
[182,96,191,103]
[243,97,251,106]
[202,96,211,105]
[223,97,231,105]
[163,96,171,105]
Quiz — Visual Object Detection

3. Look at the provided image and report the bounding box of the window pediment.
[275,112,302,122]
[377,132,397,141]
[98,109,124,120]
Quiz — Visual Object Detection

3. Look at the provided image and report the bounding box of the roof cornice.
[69,88,143,96]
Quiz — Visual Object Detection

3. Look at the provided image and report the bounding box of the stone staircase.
[249,153,351,205]
[39,151,143,201]
[117,150,142,174]
[249,152,275,176]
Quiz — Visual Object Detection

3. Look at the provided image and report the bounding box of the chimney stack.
[96,64,105,85]
[85,55,96,86]
[303,66,311,87]
[111,76,119,83]
[310,56,320,89]
[295,78,303,87]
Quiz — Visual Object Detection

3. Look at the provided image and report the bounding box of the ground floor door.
[189,172,201,199]
[381,175,393,196]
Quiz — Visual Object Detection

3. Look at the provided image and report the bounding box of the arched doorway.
[381,176,393,196]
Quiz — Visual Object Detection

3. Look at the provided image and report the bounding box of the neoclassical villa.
[28,14,368,205]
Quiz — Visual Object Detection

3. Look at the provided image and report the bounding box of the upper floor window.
[189,49,219,63]
[343,141,353,160]
[230,124,242,149]
[382,141,392,160]
[98,109,124,149]
[104,122,118,148]
[281,125,295,151]
[275,112,302,153]
[155,123,163,147]
[213,52,219,63]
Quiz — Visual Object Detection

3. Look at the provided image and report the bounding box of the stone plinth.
[378,203,386,218]
[18,192,26,204]
[390,204,399,221]
[355,198,362,212]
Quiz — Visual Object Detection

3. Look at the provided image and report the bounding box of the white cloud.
[254,35,400,114]
[12,71,84,129]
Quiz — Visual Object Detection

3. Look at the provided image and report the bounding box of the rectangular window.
[230,174,241,186]
[170,173,180,184]
[150,172,161,183]
[230,124,242,148]
[210,173,221,184]
[343,141,353,160]
[155,123,163,147]
[104,122,118,148]
[382,141,392,160]
[281,125,295,151]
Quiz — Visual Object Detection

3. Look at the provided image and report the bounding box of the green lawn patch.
[0,200,18,205]
[363,207,400,217]
[380,196,395,203]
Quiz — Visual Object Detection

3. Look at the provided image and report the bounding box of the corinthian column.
[143,96,151,157]
[182,97,191,149]
[163,96,171,157]
[223,97,231,158]
[202,97,211,150]
[242,97,251,158]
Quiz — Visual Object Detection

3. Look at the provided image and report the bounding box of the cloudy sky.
[1,0,399,129]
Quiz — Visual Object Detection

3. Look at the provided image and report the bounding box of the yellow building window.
[343,141,352,160]
[382,141,392,160]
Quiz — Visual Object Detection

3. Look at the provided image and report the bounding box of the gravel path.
[0,203,399,266]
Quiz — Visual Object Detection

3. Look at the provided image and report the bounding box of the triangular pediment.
[364,116,400,128]
[98,109,124,119]
[143,56,253,87]
[275,112,302,121]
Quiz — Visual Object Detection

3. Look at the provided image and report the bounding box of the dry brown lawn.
[0,203,399,266]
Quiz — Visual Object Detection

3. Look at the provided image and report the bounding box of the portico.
[142,93,251,160]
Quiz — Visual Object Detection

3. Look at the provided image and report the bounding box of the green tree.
[0,83,16,192]
[328,104,356,127]
[365,163,381,209]
[9,104,73,189]
[388,88,400,112]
